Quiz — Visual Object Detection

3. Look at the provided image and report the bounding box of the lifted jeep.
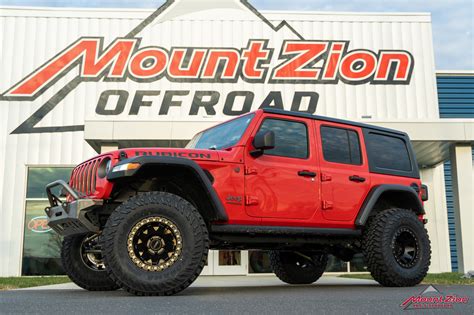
[45,108,430,296]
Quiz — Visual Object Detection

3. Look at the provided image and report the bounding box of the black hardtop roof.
[262,108,407,137]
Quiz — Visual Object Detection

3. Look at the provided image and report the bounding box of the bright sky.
[1,0,472,70]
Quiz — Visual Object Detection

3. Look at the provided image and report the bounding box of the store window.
[22,167,73,275]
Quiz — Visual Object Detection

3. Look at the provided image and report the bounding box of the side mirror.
[251,131,275,156]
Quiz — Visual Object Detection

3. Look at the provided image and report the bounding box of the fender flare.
[107,156,228,222]
[355,184,424,227]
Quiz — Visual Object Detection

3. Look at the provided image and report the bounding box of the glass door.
[201,250,248,275]
[213,250,248,275]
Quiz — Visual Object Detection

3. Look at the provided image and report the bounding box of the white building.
[0,1,472,277]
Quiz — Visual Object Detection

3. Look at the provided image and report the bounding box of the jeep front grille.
[70,158,102,196]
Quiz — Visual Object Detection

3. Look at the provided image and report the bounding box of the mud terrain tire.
[102,192,209,296]
[61,234,119,291]
[269,251,328,284]
[363,208,431,287]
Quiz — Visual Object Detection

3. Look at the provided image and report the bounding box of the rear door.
[315,121,371,221]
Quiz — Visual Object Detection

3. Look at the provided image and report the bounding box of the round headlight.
[98,158,111,178]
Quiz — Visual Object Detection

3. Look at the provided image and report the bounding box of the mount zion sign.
[0,0,415,134]
[3,38,413,99]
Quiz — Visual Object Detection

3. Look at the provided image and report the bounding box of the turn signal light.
[111,162,141,173]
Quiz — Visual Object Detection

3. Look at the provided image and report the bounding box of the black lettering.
[223,91,254,116]
[129,90,160,115]
[96,90,128,115]
[259,91,284,110]
[159,90,189,115]
[189,153,199,158]
[190,91,219,115]
[200,153,212,159]
[290,91,319,114]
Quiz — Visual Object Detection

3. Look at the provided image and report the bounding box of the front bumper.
[45,180,103,236]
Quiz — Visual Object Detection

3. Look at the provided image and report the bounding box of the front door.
[315,121,371,221]
[244,115,320,221]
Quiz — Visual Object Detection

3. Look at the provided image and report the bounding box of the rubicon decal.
[3,38,413,99]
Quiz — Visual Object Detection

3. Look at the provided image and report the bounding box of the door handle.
[298,170,317,177]
[349,175,366,183]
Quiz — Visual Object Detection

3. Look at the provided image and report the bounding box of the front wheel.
[61,233,119,291]
[363,208,431,287]
[101,192,209,296]
[269,251,328,284]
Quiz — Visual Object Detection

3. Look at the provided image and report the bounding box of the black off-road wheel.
[363,208,431,287]
[101,192,209,296]
[61,233,119,291]
[269,251,328,284]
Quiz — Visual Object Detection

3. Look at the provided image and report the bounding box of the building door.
[201,250,248,275]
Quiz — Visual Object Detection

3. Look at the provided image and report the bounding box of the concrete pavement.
[1,275,473,314]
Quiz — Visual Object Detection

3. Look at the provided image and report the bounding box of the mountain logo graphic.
[400,284,470,310]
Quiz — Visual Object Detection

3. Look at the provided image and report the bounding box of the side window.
[258,118,308,159]
[366,133,412,171]
[321,126,362,165]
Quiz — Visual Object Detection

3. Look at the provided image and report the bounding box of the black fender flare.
[107,156,228,222]
[355,184,424,227]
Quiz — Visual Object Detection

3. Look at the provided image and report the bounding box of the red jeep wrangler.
[46,108,430,296]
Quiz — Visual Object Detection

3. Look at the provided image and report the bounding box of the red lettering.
[322,42,346,80]
[241,40,271,80]
[272,41,328,80]
[375,51,412,81]
[202,49,240,79]
[129,47,168,79]
[6,38,136,97]
[340,50,377,81]
[168,49,206,78]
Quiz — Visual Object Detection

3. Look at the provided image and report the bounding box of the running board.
[210,224,361,237]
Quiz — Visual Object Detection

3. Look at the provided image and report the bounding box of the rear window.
[321,126,362,165]
[366,133,412,171]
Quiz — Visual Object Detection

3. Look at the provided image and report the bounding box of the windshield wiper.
[208,145,217,150]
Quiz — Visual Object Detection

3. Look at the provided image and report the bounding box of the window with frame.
[257,118,308,159]
[22,167,73,275]
[321,126,362,165]
[366,133,412,172]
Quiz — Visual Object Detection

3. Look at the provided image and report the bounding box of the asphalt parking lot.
[1,276,472,314]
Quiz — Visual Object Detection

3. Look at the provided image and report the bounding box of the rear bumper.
[45,180,103,236]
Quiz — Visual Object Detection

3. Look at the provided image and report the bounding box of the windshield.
[186,113,255,150]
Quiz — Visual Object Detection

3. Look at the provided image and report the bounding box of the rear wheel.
[269,251,328,284]
[61,233,119,291]
[363,208,431,287]
[101,192,209,296]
